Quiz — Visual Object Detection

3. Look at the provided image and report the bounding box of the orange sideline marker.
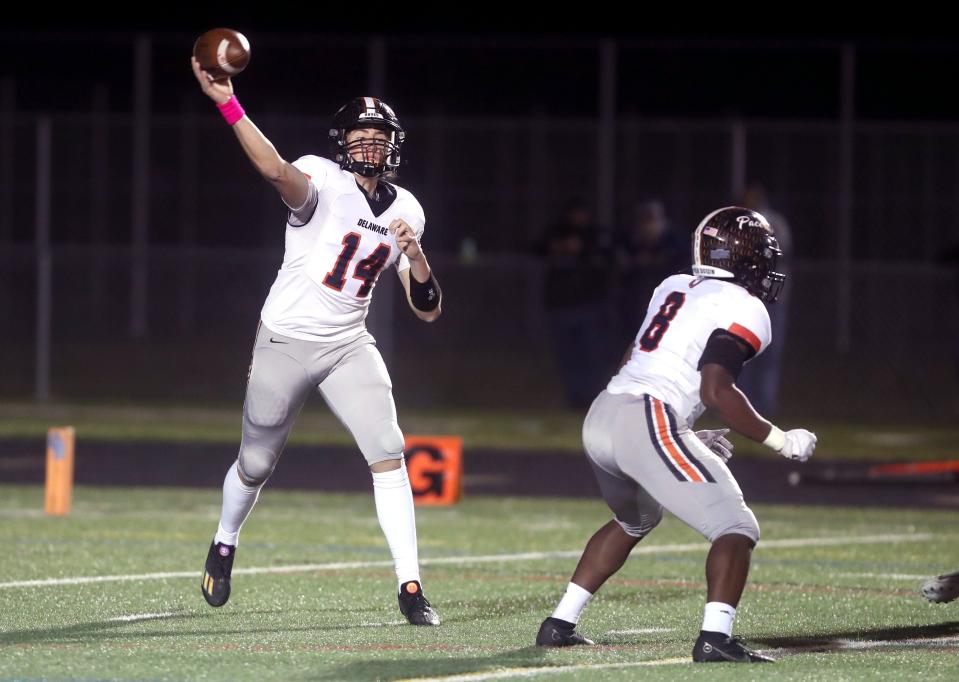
[45,427,75,516]
[403,436,462,506]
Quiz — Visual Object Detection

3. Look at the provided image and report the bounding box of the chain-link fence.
[3,40,959,420]
[3,243,956,420]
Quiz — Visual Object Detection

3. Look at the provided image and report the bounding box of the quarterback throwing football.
[191,57,442,626]
[536,207,816,662]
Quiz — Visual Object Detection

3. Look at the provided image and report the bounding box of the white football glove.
[777,428,817,462]
[695,428,734,462]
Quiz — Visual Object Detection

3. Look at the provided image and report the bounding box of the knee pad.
[361,420,405,465]
[707,509,760,544]
[378,421,405,456]
[238,446,278,485]
[245,385,294,428]
[614,507,663,539]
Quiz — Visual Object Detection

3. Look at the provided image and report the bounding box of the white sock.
[551,582,593,624]
[214,460,262,547]
[372,462,420,587]
[701,601,737,636]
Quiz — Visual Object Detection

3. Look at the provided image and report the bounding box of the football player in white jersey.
[191,59,442,625]
[535,207,817,662]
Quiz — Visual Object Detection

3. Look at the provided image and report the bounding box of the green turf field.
[1,484,957,681]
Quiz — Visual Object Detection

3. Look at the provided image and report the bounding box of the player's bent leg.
[202,460,259,607]
[368,456,439,626]
[705,533,755,610]
[202,337,313,608]
[572,462,663,593]
[537,519,637,648]
[318,340,404,463]
[538,427,663,647]
[371,457,440,626]
[603,396,769,661]
[319,340,439,625]
[239,340,314,484]
[693,522,766,663]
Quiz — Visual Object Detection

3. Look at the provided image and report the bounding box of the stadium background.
[2,16,959,682]
[1,18,958,423]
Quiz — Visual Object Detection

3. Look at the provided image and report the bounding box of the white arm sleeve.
[284,155,330,227]
[286,182,319,227]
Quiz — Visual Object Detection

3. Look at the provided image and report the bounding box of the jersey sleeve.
[719,296,772,357]
[284,155,332,226]
[395,193,427,273]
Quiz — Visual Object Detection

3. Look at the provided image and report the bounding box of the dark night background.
[3,10,959,120]
[1,9,958,418]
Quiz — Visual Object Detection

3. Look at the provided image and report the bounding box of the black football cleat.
[921,571,959,603]
[201,541,235,607]
[398,580,440,626]
[692,630,774,663]
[535,616,595,647]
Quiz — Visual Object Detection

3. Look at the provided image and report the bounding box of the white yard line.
[606,627,674,635]
[834,636,959,650]
[356,620,408,628]
[396,658,689,682]
[837,572,931,581]
[0,533,933,590]
[106,612,181,623]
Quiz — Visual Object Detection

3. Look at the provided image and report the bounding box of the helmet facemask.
[340,127,403,177]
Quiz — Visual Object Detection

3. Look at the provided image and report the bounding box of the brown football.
[193,28,251,82]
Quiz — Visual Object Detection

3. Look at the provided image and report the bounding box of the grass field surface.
[1,484,957,680]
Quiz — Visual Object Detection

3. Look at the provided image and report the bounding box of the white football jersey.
[259,155,425,342]
[606,274,771,424]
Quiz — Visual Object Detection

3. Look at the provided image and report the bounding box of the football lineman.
[191,58,442,626]
[535,206,816,662]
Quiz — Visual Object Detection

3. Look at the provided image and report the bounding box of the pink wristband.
[216,95,245,126]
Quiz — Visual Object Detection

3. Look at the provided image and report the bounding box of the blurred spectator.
[538,198,616,409]
[736,182,793,418]
[613,200,687,345]
[458,236,479,265]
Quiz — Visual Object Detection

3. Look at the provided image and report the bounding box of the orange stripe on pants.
[652,400,704,482]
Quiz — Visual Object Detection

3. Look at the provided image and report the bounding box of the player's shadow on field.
[0,612,200,646]
[312,648,550,681]
[0,608,435,646]
[422,596,560,626]
[392,591,689,627]
[753,621,959,653]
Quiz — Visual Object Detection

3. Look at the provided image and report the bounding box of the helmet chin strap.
[345,159,384,178]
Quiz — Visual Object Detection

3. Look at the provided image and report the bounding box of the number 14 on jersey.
[323,232,391,297]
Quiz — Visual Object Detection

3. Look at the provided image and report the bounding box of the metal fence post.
[35,116,52,402]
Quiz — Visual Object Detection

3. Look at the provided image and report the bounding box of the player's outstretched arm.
[392,219,441,322]
[700,363,816,462]
[700,364,773,443]
[190,57,309,211]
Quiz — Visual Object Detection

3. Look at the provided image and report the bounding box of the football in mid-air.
[193,28,251,82]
